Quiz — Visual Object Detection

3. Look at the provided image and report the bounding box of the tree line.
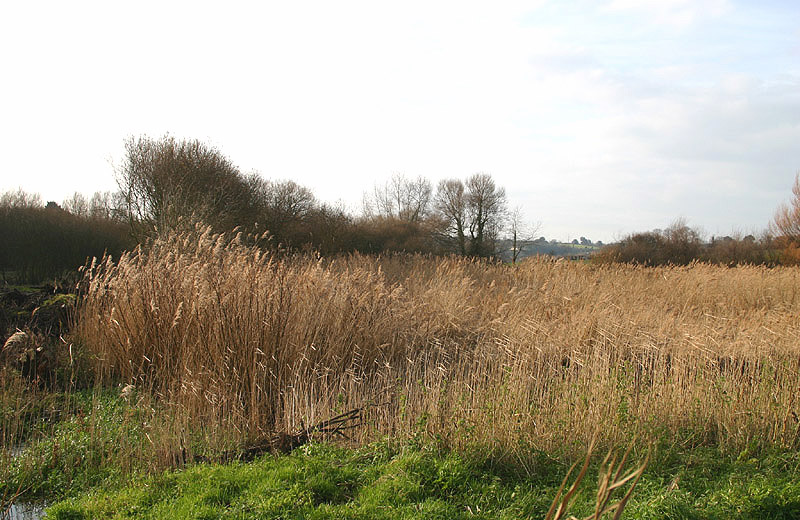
[0,190,132,283]
[592,218,797,267]
[3,135,799,283]
[2,135,525,283]
[116,135,517,257]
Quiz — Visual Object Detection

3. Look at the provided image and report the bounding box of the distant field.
[499,239,602,261]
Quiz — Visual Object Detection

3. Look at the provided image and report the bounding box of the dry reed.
[74,226,800,465]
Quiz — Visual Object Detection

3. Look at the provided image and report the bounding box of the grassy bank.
[2,390,798,519]
[44,440,800,519]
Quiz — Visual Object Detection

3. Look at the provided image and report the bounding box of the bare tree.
[434,178,468,255]
[0,188,132,283]
[267,180,316,221]
[64,191,120,220]
[508,206,540,264]
[772,172,800,242]
[62,192,89,217]
[466,173,507,257]
[0,189,42,209]
[246,175,317,243]
[435,173,508,257]
[88,191,116,220]
[363,174,432,222]
[116,135,257,238]
[109,190,130,223]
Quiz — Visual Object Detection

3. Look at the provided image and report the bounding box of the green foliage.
[42,293,77,307]
[0,391,146,501]
[3,394,799,519]
[27,438,800,519]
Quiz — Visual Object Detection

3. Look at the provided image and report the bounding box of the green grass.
[1,390,152,501]
[3,391,800,519]
[41,293,77,307]
[2,284,41,294]
[44,443,562,520]
[40,441,800,520]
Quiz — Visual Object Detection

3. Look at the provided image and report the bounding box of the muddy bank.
[0,285,74,339]
[0,285,76,386]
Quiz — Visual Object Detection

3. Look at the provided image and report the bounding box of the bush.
[594,221,780,267]
[593,220,703,266]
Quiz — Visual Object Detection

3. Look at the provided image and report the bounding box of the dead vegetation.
[545,438,648,520]
[70,226,800,466]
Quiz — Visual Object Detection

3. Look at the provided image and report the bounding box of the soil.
[0,284,76,386]
[0,285,74,341]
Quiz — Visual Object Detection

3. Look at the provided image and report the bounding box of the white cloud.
[0,0,798,242]
[603,0,730,27]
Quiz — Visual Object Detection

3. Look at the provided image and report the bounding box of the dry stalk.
[546,438,648,520]
[69,226,800,468]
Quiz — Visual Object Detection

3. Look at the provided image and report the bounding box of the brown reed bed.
[72,226,800,467]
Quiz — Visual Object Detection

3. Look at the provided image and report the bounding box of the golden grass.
[75,226,800,463]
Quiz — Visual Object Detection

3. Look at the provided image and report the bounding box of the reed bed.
[74,227,800,465]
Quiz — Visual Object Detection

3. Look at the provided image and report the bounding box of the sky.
[1,0,798,243]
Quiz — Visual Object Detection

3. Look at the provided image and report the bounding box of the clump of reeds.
[546,438,648,520]
[73,226,800,467]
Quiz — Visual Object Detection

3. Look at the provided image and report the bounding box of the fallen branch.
[193,403,387,464]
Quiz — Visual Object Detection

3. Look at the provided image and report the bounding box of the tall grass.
[74,226,800,466]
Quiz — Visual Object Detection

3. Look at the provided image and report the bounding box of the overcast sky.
[1,0,798,242]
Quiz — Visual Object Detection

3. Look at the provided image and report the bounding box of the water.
[2,446,46,520]
[2,502,46,520]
